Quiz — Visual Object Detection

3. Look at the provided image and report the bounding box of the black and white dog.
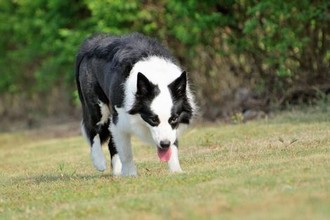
[75,33,196,176]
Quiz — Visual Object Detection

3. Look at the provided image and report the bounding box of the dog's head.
[128,71,194,154]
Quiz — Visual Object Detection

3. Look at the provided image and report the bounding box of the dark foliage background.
[0,0,329,127]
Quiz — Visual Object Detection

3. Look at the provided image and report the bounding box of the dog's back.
[76,33,178,107]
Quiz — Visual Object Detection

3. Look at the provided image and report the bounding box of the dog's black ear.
[136,72,153,96]
[168,71,187,99]
[129,72,159,115]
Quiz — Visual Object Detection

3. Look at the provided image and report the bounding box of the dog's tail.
[75,34,110,103]
[75,49,85,103]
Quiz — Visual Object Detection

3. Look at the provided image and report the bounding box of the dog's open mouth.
[157,147,172,162]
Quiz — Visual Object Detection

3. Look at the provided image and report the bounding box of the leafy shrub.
[0,0,329,121]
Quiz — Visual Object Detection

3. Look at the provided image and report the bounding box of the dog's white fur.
[85,57,193,176]
[77,30,197,177]
[113,57,189,175]
[125,57,183,144]
[91,134,107,171]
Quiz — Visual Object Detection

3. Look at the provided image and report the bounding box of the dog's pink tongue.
[157,147,172,162]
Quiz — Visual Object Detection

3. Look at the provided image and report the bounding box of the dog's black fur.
[75,32,197,175]
[75,33,186,162]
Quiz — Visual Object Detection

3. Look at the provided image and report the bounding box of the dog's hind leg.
[167,140,183,173]
[91,133,107,171]
[77,58,110,172]
[80,99,112,172]
[81,121,107,172]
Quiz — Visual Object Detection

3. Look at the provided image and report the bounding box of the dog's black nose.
[160,140,171,149]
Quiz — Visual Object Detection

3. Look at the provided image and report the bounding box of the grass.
[0,108,329,219]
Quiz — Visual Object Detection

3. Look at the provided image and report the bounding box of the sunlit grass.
[0,109,329,219]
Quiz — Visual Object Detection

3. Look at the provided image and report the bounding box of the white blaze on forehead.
[124,56,182,111]
[150,86,173,119]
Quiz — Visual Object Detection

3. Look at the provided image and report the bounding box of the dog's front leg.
[111,127,137,176]
[168,143,183,173]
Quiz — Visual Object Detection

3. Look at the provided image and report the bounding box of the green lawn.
[1,109,329,219]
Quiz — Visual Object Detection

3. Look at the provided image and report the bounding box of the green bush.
[0,0,329,120]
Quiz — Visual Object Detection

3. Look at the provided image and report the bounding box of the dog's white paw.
[91,151,107,171]
[111,154,122,176]
[93,159,107,171]
[167,146,182,173]
[91,137,107,172]
[121,161,137,176]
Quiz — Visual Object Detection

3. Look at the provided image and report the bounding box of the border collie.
[75,33,196,176]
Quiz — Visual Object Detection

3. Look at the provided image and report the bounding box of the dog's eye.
[169,115,178,125]
[140,114,159,126]
[148,115,160,126]
[150,117,158,123]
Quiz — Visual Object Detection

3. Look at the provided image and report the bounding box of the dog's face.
[128,72,193,149]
